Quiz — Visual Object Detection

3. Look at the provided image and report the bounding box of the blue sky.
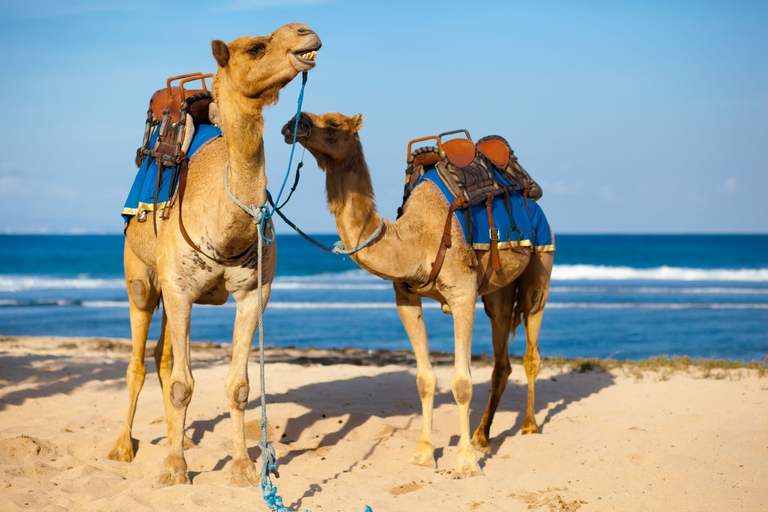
[0,0,765,234]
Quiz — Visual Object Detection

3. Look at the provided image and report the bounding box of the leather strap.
[486,193,501,271]
[176,159,253,265]
[426,196,466,284]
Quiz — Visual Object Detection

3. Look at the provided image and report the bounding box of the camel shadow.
[0,352,126,411]
[207,359,613,509]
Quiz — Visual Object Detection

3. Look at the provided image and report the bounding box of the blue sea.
[0,234,766,362]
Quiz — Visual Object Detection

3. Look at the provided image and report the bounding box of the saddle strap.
[485,193,501,271]
[426,196,466,285]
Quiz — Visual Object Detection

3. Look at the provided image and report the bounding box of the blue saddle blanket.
[121,124,222,223]
[413,168,554,252]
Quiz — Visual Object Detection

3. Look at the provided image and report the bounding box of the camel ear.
[211,39,230,68]
[353,113,364,131]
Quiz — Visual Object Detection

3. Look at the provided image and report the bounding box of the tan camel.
[282,111,554,478]
[107,24,321,487]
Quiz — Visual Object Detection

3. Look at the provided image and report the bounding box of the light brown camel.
[107,24,321,487]
[282,111,554,478]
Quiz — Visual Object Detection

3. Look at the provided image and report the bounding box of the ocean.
[0,234,766,362]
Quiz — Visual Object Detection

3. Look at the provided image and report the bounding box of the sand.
[0,335,765,511]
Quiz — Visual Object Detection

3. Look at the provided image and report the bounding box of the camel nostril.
[296,27,315,37]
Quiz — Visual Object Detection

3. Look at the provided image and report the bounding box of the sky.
[0,0,766,235]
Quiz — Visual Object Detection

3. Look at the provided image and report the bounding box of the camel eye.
[326,120,341,128]
[247,44,265,56]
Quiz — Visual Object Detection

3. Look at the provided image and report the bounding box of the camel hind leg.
[517,251,554,435]
[109,242,160,462]
[472,284,515,453]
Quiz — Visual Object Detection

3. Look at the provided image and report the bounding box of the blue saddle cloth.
[121,124,222,223]
[413,168,554,252]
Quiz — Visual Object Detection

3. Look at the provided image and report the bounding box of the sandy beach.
[0,335,765,511]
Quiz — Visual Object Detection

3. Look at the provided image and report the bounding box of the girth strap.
[485,193,501,272]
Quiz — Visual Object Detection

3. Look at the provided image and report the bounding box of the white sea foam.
[552,265,768,282]
[2,263,767,294]
[0,275,125,292]
[3,300,765,311]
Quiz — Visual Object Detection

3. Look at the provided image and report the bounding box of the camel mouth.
[282,113,312,142]
[291,44,321,71]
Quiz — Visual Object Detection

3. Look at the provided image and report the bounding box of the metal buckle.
[489,227,500,241]
[136,210,147,222]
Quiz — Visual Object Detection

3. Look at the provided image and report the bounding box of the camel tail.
[509,281,524,340]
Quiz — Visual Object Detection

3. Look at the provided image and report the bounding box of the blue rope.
[254,73,372,512]
[259,71,308,245]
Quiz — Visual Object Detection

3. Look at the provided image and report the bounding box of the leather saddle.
[400,130,542,216]
[399,130,543,286]
[133,73,218,233]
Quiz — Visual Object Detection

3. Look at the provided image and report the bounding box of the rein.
[268,190,384,255]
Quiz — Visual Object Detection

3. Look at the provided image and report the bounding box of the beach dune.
[0,335,765,511]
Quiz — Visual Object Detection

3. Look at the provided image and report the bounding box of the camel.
[281,111,554,478]
[108,24,321,487]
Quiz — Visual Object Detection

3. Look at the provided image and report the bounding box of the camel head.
[211,23,321,105]
[281,111,364,170]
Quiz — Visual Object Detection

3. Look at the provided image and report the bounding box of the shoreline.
[2,334,763,371]
[1,335,766,511]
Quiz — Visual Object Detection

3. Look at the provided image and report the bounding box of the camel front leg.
[448,292,482,478]
[109,245,159,462]
[394,284,436,469]
[472,284,515,453]
[153,310,195,449]
[226,285,271,487]
[517,252,553,435]
[156,288,195,487]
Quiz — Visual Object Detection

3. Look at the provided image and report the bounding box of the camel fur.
[282,111,554,478]
[108,24,321,487]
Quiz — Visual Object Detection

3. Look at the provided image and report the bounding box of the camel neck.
[219,99,268,208]
[326,145,380,247]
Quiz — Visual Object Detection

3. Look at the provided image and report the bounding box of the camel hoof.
[230,458,260,487]
[408,441,437,468]
[453,447,483,479]
[108,441,134,462]
[155,456,190,487]
[470,431,491,454]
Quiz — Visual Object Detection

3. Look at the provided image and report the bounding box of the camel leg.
[226,285,271,487]
[518,251,554,435]
[153,311,195,449]
[109,243,160,462]
[447,291,482,478]
[156,286,195,487]
[471,284,515,453]
[394,283,437,468]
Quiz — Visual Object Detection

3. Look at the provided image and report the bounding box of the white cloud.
[723,177,738,194]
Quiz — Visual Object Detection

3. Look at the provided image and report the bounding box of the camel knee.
[416,372,436,400]
[170,381,193,408]
[452,376,472,404]
[126,360,146,383]
[228,383,250,411]
[129,279,151,310]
